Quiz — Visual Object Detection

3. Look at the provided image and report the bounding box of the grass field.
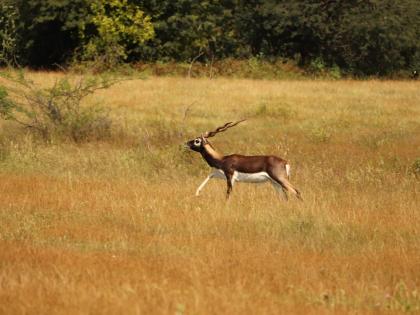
[0,73,419,314]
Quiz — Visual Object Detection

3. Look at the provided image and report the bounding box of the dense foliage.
[81,0,154,67]
[1,0,419,75]
[0,0,18,63]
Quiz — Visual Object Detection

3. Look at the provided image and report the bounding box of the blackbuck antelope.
[186,120,302,200]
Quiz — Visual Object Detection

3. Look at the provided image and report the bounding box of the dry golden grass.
[0,73,419,314]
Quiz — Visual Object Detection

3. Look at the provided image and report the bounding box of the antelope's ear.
[200,134,208,144]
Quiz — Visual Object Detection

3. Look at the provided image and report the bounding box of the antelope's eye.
[194,139,201,146]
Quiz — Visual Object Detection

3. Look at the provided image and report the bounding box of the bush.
[411,158,420,179]
[0,70,117,142]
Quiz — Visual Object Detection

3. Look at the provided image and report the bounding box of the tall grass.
[0,73,419,314]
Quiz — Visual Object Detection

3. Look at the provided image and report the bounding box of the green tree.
[4,0,420,75]
[11,0,154,68]
[13,0,90,67]
[0,0,19,65]
[236,0,420,75]
[335,0,420,75]
[80,0,154,67]
[134,0,238,62]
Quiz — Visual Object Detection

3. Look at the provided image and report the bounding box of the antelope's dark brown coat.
[187,135,302,200]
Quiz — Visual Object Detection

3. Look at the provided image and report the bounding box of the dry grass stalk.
[0,73,419,314]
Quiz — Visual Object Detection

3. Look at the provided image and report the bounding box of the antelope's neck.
[201,143,224,169]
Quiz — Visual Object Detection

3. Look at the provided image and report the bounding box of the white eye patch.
[194,139,202,146]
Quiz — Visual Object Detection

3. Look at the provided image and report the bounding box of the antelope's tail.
[285,163,291,180]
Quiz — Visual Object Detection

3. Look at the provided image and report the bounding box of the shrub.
[308,125,332,144]
[411,158,420,179]
[254,101,297,121]
[0,70,117,142]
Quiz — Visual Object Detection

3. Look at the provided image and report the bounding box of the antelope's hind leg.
[268,172,303,201]
[271,180,288,201]
[282,179,303,200]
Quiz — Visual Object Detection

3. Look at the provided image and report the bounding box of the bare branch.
[188,50,205,78]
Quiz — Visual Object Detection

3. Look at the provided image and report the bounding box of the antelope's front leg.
[195,174,213,196]
[224,171,234,199]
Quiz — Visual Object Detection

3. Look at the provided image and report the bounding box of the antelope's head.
[186,136,206,152]
[186,119,246,152]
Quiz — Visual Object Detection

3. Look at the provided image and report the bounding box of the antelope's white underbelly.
[235,171,271,183]
[211,169,271,183]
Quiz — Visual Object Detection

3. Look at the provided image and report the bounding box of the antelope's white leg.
[232,171,239,187]
[195,169,226,196]
[195,175,213,196]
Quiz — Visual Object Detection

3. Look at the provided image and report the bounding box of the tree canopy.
[1,0,419,75]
